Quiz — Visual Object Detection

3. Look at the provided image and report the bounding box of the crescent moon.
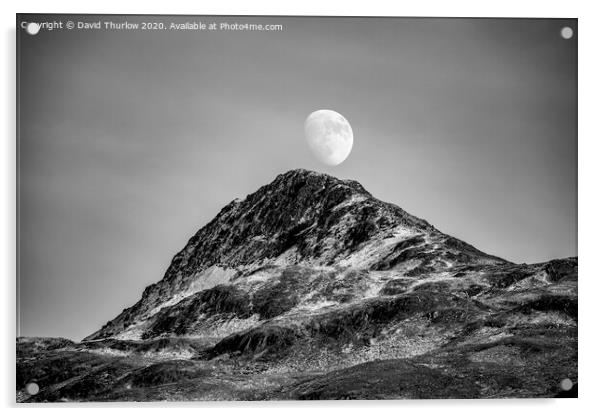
[304,109,353,166]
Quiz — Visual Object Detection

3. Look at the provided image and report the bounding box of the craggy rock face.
[86,169,505,341]
[18,170,577,401]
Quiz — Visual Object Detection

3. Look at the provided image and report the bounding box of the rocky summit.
[17,169,577,401]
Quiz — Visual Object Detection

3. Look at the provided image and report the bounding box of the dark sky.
[17,15,577,340]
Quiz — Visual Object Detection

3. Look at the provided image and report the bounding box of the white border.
[2,1,600,415]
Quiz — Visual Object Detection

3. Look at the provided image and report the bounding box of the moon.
[304,109,353,166]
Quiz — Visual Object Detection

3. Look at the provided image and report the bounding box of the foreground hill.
[17,169,577,401]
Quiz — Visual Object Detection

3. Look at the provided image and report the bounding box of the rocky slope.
[17,169,577,401]
[85,169,506,342]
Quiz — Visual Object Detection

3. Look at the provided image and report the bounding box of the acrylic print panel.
[16,14,577,402]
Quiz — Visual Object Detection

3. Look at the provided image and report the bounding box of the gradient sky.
[17,15,577,341]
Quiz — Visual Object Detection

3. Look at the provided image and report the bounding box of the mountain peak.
[277,167,317,177]
[265,168,371,198]
[86,170,506,341]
